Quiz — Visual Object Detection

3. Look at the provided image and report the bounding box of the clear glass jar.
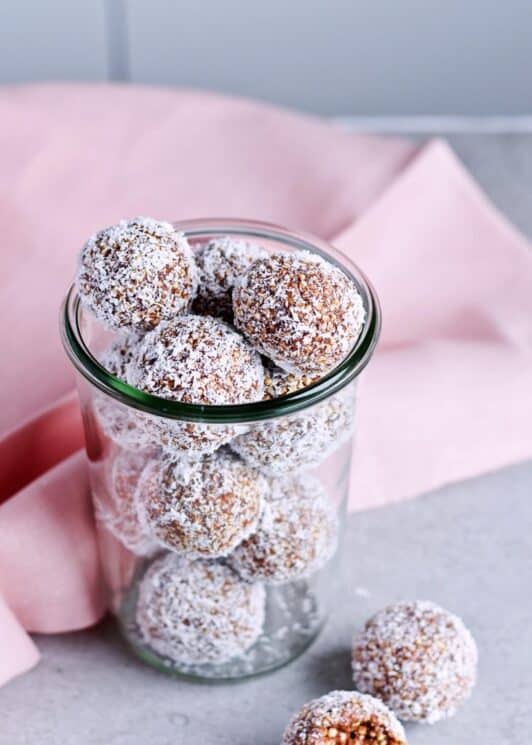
[61,220,381,681]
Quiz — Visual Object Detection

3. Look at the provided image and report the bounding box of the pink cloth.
[0,84,531,686]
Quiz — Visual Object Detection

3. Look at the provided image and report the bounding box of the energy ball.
[228,475,338,584]
[193,237,267,321]
[136,449,268,557]
[233,251,366,374]
[93,334,155,452]
[231,377,355,476]
[352,600,478,724]
[95,449,158,556]
[128,315,265,455]
[77,217,198,331]
[136,553,265,666]
[282,690,407,745]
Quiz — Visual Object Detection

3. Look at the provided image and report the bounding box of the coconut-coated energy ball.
[230,377,355,477]
[282,690,407,745]
[352,600,478,724]
[228,475,338,584]
[192,237,267,321]
[93,334,156,452]
[135,449,268,557]
[127,315,265,455]
[136,553,265,666]
[233,251,366,375]
[94,449,158,556]
[77,217,198,331]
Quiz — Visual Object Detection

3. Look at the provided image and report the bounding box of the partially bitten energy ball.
[193,237,267,321]
[94,449,158,556]
[128,314,265,455]
[228,475,338,584]
[136,449,268,557]
[282,690,407,745]
[233,251,366,374]
[231,371,355,476]
[77,217,198,331]
[352,600,478,724]
[136,553,265,666]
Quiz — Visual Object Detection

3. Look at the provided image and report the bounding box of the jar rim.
[61,218,381,423]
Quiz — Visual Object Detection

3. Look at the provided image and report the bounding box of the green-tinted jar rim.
[61,219,381,423]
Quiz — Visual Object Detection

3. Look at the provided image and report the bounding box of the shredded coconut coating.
[228,475,338,584]
[192,237,267,321]
[77,217,198,331]
[127,315,264,454]
[94,449,158,556]
[230,384,355,476]
[233,251,366,374]
[282,690,407,745]
[136,553,265,665]
[352,600,478,724]
[135,449,268,557]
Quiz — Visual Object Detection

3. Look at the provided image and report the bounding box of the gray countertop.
[3,133,532,745]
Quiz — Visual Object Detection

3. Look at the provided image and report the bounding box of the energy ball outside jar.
[192,237,267,321]
[352,600,478,724]
[230,378,355,477]
[135,449,268,558]
[281,690,407,745]
[228,475,338,585]
[136,553,266,666]
[77,217,198,331]
[95,449,158,556]
[128,315,265,456]
[233,251,366,375]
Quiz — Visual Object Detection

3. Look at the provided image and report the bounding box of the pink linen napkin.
[0,84,531,685]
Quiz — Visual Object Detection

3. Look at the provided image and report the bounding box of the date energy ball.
[282,690,407,745]
[93,334,156,452]
[233,251,366,375]
[228,475,338,584]
[352,600,478,724]
[136,449,268,557]
[127,314,265,455]
[192,237,267,321]
[136,553,265,666]
[77,217,198,331]
[94,449,158,556]
[231,367,355,476]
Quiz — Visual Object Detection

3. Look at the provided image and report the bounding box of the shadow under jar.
[61,219,381,681]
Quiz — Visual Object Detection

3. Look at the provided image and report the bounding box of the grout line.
[104,0,130,82]
[334,116,532,133]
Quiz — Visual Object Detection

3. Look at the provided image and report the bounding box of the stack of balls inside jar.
[76,217,366,671]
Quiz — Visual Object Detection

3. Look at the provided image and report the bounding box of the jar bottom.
[117,577,326,682]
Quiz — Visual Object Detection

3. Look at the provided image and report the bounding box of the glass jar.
[61,219,381,681]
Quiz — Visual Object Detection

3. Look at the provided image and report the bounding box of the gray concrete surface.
[2,134,532,744]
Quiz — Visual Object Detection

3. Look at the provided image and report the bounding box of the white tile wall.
[1,0,531,115]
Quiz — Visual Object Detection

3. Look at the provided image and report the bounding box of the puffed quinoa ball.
[352,600,478,724]
[192,237,267,321]
[135,449,268,558]
[230,374,355,476]
[228,474,338,584]
[94,449,158,556]
[281,690,407,745]
[136,553,265,666]
[77,217,198,331]
[127,315,265,455]
[233,251,366,374]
